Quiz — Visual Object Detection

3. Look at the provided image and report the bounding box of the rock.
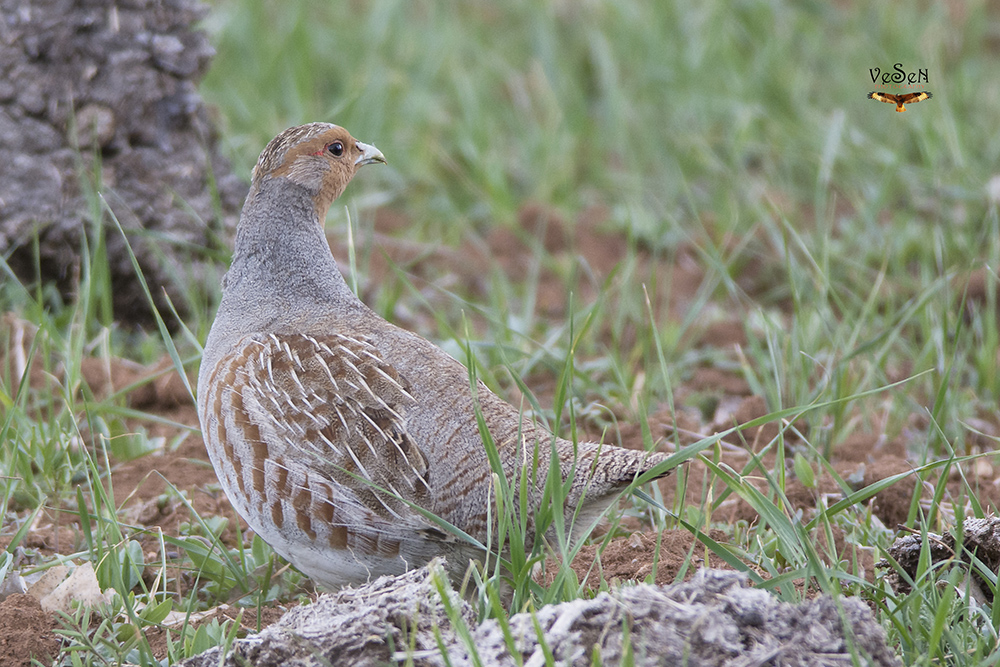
[36,562,113,614]
[0,0,244,327]
[178,560,900,667]
[880,515,1000,604]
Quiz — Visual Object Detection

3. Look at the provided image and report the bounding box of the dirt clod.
[882,516,1000,602]
[177,560,900,667]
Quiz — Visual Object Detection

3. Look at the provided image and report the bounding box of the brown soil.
[0,594,60,667]
[109,405,246,549]
[568,529,733,587]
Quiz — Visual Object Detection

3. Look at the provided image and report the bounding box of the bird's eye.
[327,141,344,157]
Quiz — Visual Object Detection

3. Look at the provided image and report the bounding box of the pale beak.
[355,141,386,166]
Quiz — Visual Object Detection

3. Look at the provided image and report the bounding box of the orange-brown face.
[251,123,386,219]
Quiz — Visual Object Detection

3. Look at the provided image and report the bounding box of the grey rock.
[178,561,900,667]
[881,515,1000,604]
[0,0,244,326]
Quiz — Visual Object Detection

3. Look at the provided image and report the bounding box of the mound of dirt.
[0,0,244,326]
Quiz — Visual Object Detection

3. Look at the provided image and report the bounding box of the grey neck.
[215,176,360,335]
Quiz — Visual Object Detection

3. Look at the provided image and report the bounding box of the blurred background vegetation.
[203,0,994,246]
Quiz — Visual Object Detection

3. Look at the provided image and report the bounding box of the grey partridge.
[197,122,670,588]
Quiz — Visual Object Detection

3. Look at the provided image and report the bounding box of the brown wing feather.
[900,91,932,104]
[868,92,899,104]
[231,332,431,520]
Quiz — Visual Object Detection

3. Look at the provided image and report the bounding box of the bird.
[197,122,670,589]
[867,91,932,112]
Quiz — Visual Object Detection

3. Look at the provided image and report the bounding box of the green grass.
[3,0,1000,664]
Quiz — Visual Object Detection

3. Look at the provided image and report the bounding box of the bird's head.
[249,122,386,219]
